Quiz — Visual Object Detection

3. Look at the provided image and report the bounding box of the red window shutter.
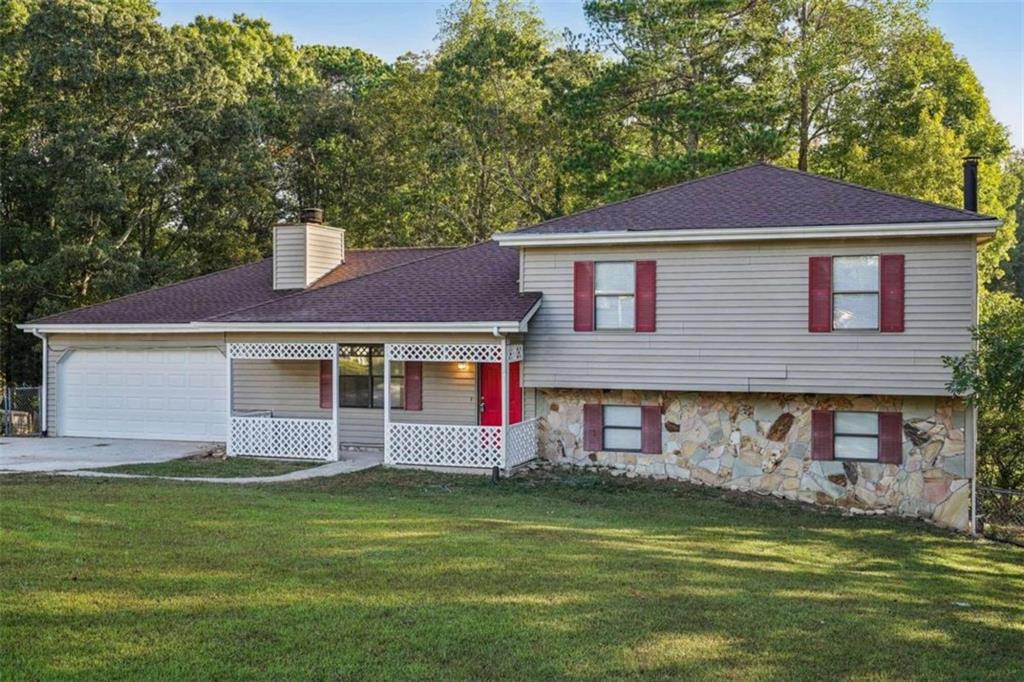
[808,256,832,333]
[508,361,522,424]
[583,403,603,451]
[880,254,905,333]
[319,360,332,409]
[641,405,662,453]
[878,412,903,464]
[404,361,423,411]
[635,260,657,332]
[573,261,595,332]
[811,410,834,460]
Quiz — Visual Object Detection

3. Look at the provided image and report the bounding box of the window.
[603,406,641,451]
[833,256,879,330]
[834,411,879,460]
[595,262,635,330]
[338,345,403,409]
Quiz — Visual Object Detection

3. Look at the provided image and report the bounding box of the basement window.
[834,411,879,460]
[603,406,642,451]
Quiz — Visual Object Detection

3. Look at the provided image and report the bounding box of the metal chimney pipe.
[300,207,324,224]
[962,157,979,212]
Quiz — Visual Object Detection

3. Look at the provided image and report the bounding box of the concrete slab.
[0,437,216,472]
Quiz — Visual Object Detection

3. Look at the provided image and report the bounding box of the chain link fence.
[1,385,41,436]
[976,486,1024,546]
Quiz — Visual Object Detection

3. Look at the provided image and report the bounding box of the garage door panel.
[59,348,226,441]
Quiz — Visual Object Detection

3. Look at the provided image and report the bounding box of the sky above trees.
[152,0,1024,148]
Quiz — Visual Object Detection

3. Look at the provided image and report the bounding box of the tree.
[945,293,1024,489]
[577,0,787,198]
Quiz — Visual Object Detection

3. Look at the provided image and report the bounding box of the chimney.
[300,207,323,224]
[272,209,345,289]
[962,157,979,212]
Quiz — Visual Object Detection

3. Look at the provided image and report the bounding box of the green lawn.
[96,455,321,478]
[1,470,1021,681]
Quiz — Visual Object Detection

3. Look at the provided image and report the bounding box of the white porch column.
[225,343,234,457]
[500,336,509,471]
[332,343,340,461]
[383,344,391,465]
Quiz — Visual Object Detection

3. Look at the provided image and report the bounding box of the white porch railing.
[387,422,504,469]
[507,418,540,468]
[229,416,334,460]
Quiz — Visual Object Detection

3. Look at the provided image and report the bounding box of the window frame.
[832,410,880,461]
[831,255,881,332]
[593,261,636,331]
[602,405,642,452]
[338,345,404,410]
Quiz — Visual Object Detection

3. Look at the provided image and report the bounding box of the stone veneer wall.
[537,390,971,531]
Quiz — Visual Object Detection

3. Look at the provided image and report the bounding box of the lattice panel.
[386,344,503,363]
[507,418,539,468]
[230,417,334,460]
[507,345,524,362]
[388,422,503,468]
[229,343,335,360]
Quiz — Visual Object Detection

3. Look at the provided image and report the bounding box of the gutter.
[18,319,536,335]
[493,219,1002,248]
[29,328,47,435]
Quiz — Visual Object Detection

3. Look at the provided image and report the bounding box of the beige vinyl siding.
[306,224,345,284]
[273,225,308,289]
[44,333,226,436]
[232,360,478,448]
[521,236,977,396]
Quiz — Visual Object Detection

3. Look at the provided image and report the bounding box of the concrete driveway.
[0,437,218,472]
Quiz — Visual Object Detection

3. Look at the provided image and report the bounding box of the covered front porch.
[224,340,538,471]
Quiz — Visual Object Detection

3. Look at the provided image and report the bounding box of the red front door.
[479,362,521,426]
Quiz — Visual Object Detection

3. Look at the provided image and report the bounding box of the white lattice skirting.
[388,422,503,468]
[507,418,540,468]
[386,343,523,363]
[230,417,334,460]
[228,343,336,360]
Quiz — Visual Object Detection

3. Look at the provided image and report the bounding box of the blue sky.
[154,1,1024,149]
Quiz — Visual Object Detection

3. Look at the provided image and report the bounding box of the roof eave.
[493,220,1002,247]
[20,320,534,334]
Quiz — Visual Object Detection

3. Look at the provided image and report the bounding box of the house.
[20,163,998,531]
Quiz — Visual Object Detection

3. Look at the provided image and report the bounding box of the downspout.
[30,328,48,436]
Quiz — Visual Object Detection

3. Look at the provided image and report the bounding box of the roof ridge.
[765,164,996,221]
[346,246,457,252]
[508,163,762,234]
[206,243,484,321]
[28,258,272,325]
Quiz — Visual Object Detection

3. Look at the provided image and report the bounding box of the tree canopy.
[2,0,1021,388]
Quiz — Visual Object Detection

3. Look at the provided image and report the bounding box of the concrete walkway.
[0,437,216,472]
[56,450,382,484]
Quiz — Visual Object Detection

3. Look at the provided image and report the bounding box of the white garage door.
[58,348,226,441]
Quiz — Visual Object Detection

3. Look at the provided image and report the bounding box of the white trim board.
[493,220,1001,247]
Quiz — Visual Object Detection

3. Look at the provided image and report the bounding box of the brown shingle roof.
[28,247,458,326]
[210,241,540,324]
[513,163,994,235]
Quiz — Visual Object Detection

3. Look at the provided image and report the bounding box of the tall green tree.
[577,0,787,198]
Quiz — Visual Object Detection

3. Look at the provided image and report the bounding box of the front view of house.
[21,163,999,531]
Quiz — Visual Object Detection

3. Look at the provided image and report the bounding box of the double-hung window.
[594,262,635,330]
[339,345,404,409]
[832,256,879,330]
[834,411,879,460]
[602,406,642,451]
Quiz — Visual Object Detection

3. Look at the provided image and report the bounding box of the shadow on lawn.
[2,470,1022,680]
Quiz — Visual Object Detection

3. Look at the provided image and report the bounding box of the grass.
[94,454,322,478]
[1,469,1022,681]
